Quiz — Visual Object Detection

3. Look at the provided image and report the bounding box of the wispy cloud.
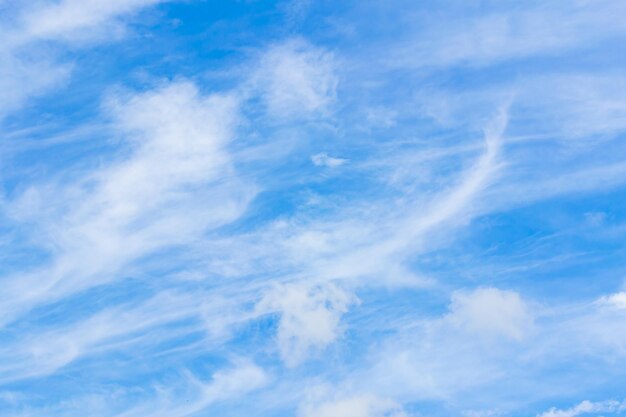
[0,0,169,117]
[299,391,407,417]
[247,38,338,120]
[18,0,167,41]
[311,152,347,167]
[1,80,253,326]
[1,1,626,416]
[538,399,626,417]
[115,360,269,417]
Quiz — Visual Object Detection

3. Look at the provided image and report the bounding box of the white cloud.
[312,152,348,167]
[191,106,508,302]
[356,286,626,407]
[0,0,171,119]
[201,361,269,405]
[385,104,508,252]
[0,51,71,116]
[299,392,407,417]
[257,282,357,366]
[513,74,626,139]
[348,288,534,403]
[4,2,626,415]
[599,292,626,310]
[0,291,206,382]
[391,1,626,69]
[20,0,167,41]
[250,39,337,119]
[538,399,626,417]
[463,409,504,417]
[447,287,533,341]
[1,80,254,325]
[114,360,269,417]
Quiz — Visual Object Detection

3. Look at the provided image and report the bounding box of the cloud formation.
[538,400,626,417]
[1,1,626,416]
[257,283,357,366]
[447,287,533,341]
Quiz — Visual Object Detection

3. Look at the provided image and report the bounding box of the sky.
[0,1,626,416]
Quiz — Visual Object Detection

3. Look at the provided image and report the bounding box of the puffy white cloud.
[447,287,533,341]
[257,282,357,366]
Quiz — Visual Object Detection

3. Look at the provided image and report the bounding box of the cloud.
[19,0,167,41]
[447,287,533,341]
[463,409,504,417]
[249,39,338,119]
[0,291,206,382]
[384,104,508,253]
[0,51,72,116]
[257,282,357,366]
[1,80,253,325]
[300,393,407,417]
[140,361,269,417]
[20,360,269,417]
[312,152,348,167]
[599,292,626,310]
[354,284,626,409]
[390,1,626,69]
[513,74,626,139]
[3,1,626,416]
[538,399,626,417]
[354,289,533,403]
[0,0,171,119]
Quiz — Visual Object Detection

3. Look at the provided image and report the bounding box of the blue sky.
[1,1,626,416]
